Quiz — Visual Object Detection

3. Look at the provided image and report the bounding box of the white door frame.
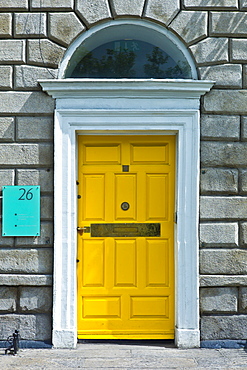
[40,79,214,348]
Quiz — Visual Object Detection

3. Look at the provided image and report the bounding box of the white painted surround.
[40,78,213,348]
[39,17,213,349]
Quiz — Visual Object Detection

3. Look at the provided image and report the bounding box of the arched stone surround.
[45,0,209,70]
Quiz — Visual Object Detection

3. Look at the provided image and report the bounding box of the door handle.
[77,226,91,233]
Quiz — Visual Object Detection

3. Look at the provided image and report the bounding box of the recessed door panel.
[115,174,136,220]
[131,144,169,164]
[146,239,169,287]
[83,144,121,164]
[81,240,105,287]
[82,296,121,318]
[77,135,175,339]
[115,240,137,287]
[130,296,169,318]
[147,174,168,220]
[83,174,105,220]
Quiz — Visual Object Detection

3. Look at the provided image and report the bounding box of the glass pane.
[69,39,192,79]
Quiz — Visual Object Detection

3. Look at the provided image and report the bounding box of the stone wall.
[0,0,56,342]
[0,0,247,344]
[197,0,247,340]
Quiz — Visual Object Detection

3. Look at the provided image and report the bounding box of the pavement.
[1,341,247,369]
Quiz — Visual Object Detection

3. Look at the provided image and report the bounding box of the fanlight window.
[63,22,195,79]
[69,39,191,79]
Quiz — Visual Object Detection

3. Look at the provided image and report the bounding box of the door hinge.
[174,212,177,223]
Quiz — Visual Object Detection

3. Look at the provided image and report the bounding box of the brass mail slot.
[91,223,160,237]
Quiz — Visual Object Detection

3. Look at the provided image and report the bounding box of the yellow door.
[77,135,175,339]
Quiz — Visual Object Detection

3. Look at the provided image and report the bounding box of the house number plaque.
[2,186,40,236]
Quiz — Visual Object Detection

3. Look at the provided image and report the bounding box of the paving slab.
[1,342,247,369]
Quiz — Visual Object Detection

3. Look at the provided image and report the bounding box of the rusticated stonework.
[0,0,246,345]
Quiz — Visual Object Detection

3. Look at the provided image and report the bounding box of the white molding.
[39,79,214,349]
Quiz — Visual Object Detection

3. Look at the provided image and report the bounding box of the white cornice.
[39,79,214,100]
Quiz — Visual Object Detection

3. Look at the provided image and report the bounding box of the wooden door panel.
[82,296,121,318]
[146,239,169,287]
[83,174,105,220]
[115,174,137,220]
[131,144,169,164]
[114,240,137,287]
[83,144,121,164]
[130,296,169,318]
[81,240,105,287]
[146,174,169,220]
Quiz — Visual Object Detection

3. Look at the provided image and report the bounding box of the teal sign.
[2,186,40,236]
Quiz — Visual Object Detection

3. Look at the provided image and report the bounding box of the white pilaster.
[40,79,214,348]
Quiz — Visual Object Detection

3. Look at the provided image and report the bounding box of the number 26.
[18,188,33,201]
